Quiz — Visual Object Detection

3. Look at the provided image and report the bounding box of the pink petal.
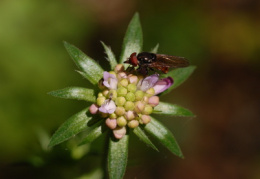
[99,100,116,114]
[109,78,118,90]
[137,74,159,91]
[103,71,118,89]
[153,77,174,95]
[103,71,111,81]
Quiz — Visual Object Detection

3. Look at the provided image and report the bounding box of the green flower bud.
[142,96,149,103]
[102,89,109,97]
[98,92,103,97]
[109,71,116,76]
[125,92,135,102]
[117,116,127,127]
[142,104,153,115]
[128,74,138,84]
[146,88,155,97]
[119,79,129,87]
[115,106,125,116]
[134,101,145,113]
[127,83,137,93]
[114,64,124,73]
[128,120,139,128]
[124,101,135,111]
[115,96,126,106]
[109,113,117,119]
[97,96,106,106]
[135,90,144,101]
[117,87,127,97]
[108,90,117,100]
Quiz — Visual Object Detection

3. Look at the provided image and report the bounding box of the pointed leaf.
[154,102,195,117]
[48,87,96,102]
[49,108,92,147]
[150,44,159,53]
[119,13,143,65]
[161,66,196,95]
[76,70,89,80]
[108,135,129,179]
[79,120,106,145]
[101,41,117,70]
[133,127,158,151]
[144,117,183,158]
[64,41,104,85]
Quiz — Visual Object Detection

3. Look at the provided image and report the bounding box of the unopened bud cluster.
[89,64,160,139]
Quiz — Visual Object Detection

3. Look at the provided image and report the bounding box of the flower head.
[90,65,174,137]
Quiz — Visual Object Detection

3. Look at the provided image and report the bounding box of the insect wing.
[153,54,189,68]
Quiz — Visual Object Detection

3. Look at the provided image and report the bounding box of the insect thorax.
[137,52,156,65]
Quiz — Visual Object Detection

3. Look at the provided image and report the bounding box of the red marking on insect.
[124,52,189,75]
[124,52,138,67]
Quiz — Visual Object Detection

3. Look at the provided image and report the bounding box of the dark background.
[1,0,260,178]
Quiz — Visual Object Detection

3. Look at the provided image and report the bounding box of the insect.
[124,52,189,75]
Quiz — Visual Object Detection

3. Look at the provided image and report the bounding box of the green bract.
[49,12,195,179]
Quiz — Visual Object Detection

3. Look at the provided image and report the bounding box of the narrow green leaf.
[150,43,159,53]
[161,66,196,95]
[119,13,143,65]
[133,127,158,151]
[79,120,106,145]
[144,117,183,158]
[64,41,104,85]
[76,70,89,80]
[49,108,91,148]
[101,41,118,70]
[108,135,129,179]
[154,102,195,117]
[48,87,96,102]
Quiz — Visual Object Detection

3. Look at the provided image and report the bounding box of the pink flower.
[137,74,173,95]
[153,77,173,95]
[137,74,159,91]
[99,99,116,114]
[103,71,118,90]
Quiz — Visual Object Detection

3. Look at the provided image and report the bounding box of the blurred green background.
[1,0,260,178]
